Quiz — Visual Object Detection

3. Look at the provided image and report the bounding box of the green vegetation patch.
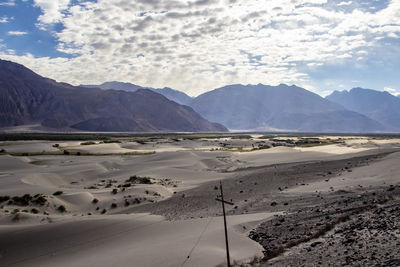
[102,140,121,144]
[231,135,252,139]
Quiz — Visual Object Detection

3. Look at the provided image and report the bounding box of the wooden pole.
[220,180,231,267]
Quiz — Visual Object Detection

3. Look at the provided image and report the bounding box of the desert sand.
[0,135,399,266]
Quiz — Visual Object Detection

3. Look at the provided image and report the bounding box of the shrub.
[86,186,98,189]
[80,141,96,145]
[0,148,6,153]
[92,198,99,204]
[126,175,153,184]
[0,196,10,203]
[103,140,121,143]
[12,194,32,206]
[112,188,118,194]
[32,194,47,205]
[63,150,70,155]
[57,205,66,212]
[52,144,59,148]
[111,203,117,208]
[53,191,63,196]
[31,208,39,214]
[101,209,107,214]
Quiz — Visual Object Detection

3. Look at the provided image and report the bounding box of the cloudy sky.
[0,0,399,96]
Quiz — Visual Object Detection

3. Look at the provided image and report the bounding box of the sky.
[0,0,399,97]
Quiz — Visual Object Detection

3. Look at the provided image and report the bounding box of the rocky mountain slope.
[0,59,227,132]
[326,88,400,131]
[189,84,385,132]
[82,81,193,105]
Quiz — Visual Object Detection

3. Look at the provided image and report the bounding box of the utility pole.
[216,180,234,267]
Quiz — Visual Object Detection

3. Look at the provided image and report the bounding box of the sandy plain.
[0,135,399,266]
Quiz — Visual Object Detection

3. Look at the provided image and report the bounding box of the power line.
[181,216,213,266]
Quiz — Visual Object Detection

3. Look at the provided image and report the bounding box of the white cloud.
[384,87,400,96]
[33,0,70,27]
[2,0,399,96]
[337,1,352,6]
[0,0,15,6]
[8,31,28,36]
[0,16,12,23]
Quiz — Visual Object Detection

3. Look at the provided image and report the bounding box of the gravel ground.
[129,149,400,266]
[130,150,394,220]
[249,186,400,266]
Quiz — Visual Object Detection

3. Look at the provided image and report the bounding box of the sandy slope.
[0,141,59,153]
[0,212,279,267]
[286,151,400,194]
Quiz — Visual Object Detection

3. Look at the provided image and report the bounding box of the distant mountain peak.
[326,87,400,131]
[189,83,384,132]
[81,81,193,105]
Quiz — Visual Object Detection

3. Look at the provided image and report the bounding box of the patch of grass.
[231,135,252,139]
[8,151,63,156]
[258,135,277,139]
[6,150,154,157]
[0,133,111,141]
[102,140,121,143]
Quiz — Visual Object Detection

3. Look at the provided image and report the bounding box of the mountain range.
[1,59,399,133]
[82,82,193,106]
[0,59,226,132]
[189,84,385,132]
[326,88,400,131]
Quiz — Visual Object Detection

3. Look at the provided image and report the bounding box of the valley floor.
[0,135,399,266]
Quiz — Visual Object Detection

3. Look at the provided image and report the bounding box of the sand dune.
[69,143,134,154]
[296,144,370,154]
[287,151,400,194]
[0,141,59,153]
[0,212,278,267]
